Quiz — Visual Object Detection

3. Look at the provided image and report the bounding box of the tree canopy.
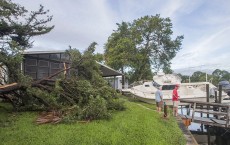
[104,15,183,83]
[0,0,54,84]
[179,69,230,86]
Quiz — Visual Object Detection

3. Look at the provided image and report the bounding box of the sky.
[12,0,230,75]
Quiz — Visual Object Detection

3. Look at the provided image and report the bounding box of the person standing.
[155,86,163,112]
[172,84,180,116]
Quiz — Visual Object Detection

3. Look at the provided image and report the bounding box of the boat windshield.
[162,85,176,90]
[152,81,160,88]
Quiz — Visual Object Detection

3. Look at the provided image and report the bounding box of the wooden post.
[200,105,203,118]
[206,84,209,118]
[192,103,196,121]
[214,91,217,103]
[113,76,116,89]
[181,105,183,115]
[218,85,222,103]
[201,124,204,132]
[206,84,209,103]
[227,105,230,127]
[214,91,218,119]
[218,85,222,119]
[207,126,210,145]
[164,102,168,118]
[187,104,191,116]
[122,75,125,89]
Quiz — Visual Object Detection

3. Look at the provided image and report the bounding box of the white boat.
[124,73,227,105]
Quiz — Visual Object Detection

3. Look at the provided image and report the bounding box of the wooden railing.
[180,99,230,128]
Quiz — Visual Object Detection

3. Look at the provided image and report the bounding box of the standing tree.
[105,22,135,85]
[212,69,230,85]
[190,71,206,82]
[104,15,183,83]
[0,0,54,84]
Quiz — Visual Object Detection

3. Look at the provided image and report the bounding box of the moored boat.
[124,73,227,105]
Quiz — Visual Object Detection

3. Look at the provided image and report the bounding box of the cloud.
[10,0,230,74]
[171,0,230,73]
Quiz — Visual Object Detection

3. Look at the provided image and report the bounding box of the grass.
[0,99,186,145]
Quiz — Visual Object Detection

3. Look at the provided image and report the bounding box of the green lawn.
[0,100,185,145]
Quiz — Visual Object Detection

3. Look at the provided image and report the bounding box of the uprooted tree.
[1,43,125,122]
[0,0,125,122]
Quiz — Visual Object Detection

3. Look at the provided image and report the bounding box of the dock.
[180,99,230,128]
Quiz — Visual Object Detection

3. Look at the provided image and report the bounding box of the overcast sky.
[12,0,230,73]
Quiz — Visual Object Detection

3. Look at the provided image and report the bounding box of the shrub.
[107,98,126,111]
[79,96,111,120]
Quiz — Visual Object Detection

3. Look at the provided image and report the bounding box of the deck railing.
[180,99,230,128]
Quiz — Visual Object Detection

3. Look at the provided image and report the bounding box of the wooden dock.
[180,99,230,128]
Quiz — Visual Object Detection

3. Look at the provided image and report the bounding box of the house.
[22,51,124,89]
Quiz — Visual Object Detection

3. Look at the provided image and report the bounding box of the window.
[38,60,49,67]
[25,66,37,73]
[162,85,175,90]
[26,54,38,58]
[152,81,160,88]
[50,54,60,60]
[50,62,60,69]
[39,54,50,59]
[25,59,37,66]
[37,67,49,79]
[38,67,49,73]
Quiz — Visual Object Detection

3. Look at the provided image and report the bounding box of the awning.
[98,62,123,77]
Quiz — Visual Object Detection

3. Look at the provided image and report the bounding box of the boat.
[124,73,227,105]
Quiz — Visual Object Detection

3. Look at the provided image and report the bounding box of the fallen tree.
[1,1,125,123]
[0,45,125,123]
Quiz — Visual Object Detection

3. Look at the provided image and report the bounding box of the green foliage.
[63,45,125,120]
[177,73,190,83]
[25,87,59,110]
[3,43,126,120]
[39,44,126,121]
[179,69,230,86]
[107,98,126,111]
[190,71,206,82]
[94,53,104,63]
[80,96,110,120]
[104,14,183,83]
[212,69,230,85]
[0,102,16,127]
[0,0,54,83]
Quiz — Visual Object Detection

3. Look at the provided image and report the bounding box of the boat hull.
[133,94,216,106]
[121,88,218,105]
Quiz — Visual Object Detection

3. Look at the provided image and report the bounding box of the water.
[179,107,230,145]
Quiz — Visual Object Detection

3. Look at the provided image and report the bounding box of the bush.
[107,98,126,111]
[79,96,110,120]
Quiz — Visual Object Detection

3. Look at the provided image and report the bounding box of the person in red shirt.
[172,84,180,116]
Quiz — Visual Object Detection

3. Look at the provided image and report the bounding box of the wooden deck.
[180,99,230,128]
